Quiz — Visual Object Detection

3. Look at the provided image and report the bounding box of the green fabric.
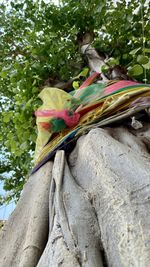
[78,83,106,104]
[51,118,66,132]
[64,97,81,111]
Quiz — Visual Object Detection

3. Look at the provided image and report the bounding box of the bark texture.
[0,161,53,267]
[0,124,150,267]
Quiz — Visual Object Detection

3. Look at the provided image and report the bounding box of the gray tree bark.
[0,124,150,267]
[0,36,150,267]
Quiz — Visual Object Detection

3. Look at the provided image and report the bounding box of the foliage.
[0,0,149,204]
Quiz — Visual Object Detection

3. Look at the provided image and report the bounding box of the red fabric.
[79,72,100,89]
[78,102,103,116]
[35,109,80,127]
[39,122,51,131]
[104,80,139,95]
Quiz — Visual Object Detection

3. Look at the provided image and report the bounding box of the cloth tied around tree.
[33,77,150,174]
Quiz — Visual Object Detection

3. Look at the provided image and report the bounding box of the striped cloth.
[32,79,150,174]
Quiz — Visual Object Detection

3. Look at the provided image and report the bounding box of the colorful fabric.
[35,109,80,127]
[34,87,72,160]
[79,72,100,89]
[32,78,150,173]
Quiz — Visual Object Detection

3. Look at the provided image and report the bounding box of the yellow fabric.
[35,87,72,161]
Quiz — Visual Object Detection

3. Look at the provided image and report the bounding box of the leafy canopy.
[0,0,149,204]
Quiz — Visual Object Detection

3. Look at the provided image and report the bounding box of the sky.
[0,183,15,220]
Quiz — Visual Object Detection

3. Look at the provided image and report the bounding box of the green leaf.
[2,112,12,123]
[79,67,89,77]
[32,79,37,86]
[32,87,38,93]
[128,64,143,76]
[74,68,89,79]
[4,140,10,148]
[10,140,17,153]
[129,47,141,55]
[101,64,109,73]
[20,142,28,150]
[107,57,119,66]
[3,116,10,123]
[143,48,150,53]
[137,55,149,65]
[73,81,80,89]
[142,60,150,70]
[122,54,128,59]
[0,70,8,78]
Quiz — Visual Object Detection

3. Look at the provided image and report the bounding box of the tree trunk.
[0,124,150,267]
[0,37,150,266]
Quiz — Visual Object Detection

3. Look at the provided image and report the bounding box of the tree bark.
[0,124,150,267]
[0,36,150,266]
[0,162,53,267]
